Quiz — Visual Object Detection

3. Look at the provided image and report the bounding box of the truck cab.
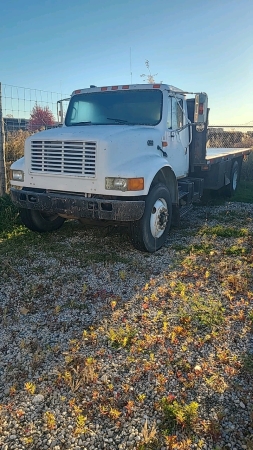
[10,84,210,252]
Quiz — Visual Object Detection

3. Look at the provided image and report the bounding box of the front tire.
[130,183,172,252]
[19,209,65,232]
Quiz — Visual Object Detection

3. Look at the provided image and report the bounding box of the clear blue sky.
[1,0,252,125]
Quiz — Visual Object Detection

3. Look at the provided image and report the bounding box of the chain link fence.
[1,83,70,190]
[2,83,69,133]
[207,125,253,148]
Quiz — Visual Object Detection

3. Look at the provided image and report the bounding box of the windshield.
[65,89,163,126]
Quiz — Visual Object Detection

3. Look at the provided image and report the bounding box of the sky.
[0,0,253,125]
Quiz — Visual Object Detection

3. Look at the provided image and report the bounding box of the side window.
[171,98,183,129]
[167,96,172,129]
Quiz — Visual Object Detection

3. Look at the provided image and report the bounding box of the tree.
[28,104,55,132]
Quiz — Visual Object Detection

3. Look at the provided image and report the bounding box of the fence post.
[0,82,7,196]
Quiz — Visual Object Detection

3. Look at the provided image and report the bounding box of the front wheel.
[130,183,172,252]
[19,209,65,232]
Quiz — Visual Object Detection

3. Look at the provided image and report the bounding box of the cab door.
[164,96,190,178]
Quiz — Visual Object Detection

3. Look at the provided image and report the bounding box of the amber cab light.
[128,178,144,191]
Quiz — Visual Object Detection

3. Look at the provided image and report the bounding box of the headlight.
[105,177,144,191]
[11,170,24,181]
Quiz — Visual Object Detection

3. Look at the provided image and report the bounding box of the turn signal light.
[128,178,144,191]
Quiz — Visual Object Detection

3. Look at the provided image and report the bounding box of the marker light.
[198,103,204,115]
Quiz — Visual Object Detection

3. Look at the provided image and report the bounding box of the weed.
[163,435,193,450]
[73,414,88,435]
[248,311,253,327]
[225,245,248,255]
[161,397,199,432]
[205,374,228,393]
[108,324,136,349]
[179,296,225,330]
[44,411,56,430]
[108,407,122,421]
[22,437,34,446]
[24,382,36,395]
[186,243,213,255]
[202,419,221,442]
[138,419,157,449]
[59,363,98,392]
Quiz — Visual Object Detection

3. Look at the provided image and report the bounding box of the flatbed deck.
[206,147,251,163]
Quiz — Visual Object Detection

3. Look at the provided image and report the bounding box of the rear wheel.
[130,183,172,252]
[19,209,65,232]
[225,159,241,197]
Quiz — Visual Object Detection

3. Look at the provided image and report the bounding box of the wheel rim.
[232,166,238,191]
[150,198,168,238]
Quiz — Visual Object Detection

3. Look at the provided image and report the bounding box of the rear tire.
[19,209,65,232]
[225,160,241,197]
[130,183,172,252]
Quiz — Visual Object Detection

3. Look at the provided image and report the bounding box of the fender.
[113,154,178,202]
[11,156,25,171]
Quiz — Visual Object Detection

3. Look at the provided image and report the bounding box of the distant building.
[4,117,29,133]
[4,117,59,134]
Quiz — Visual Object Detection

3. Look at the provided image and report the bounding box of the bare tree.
[140,60,158,84]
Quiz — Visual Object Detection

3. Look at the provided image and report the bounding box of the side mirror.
[194,93,208,124]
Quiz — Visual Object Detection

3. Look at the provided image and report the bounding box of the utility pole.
[0,82,7,196]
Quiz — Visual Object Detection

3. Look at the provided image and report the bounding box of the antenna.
[130,48,132,84]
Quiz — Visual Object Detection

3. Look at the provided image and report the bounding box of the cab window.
[167,97,183,129]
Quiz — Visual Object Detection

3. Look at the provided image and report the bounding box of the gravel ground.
[0,201,253,450]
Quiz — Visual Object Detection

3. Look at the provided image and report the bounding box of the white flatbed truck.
[10,83,251,252]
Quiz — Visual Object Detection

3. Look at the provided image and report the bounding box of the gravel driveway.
[0,201,253,450]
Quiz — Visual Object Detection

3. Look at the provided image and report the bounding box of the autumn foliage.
[28,104,55,131]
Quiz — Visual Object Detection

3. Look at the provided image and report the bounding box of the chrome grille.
[30,140,96,177]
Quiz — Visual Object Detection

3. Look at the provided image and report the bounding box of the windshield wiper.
[107,117,132,124]
[71,121,92,126]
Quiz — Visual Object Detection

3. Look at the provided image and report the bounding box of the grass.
[0,194,20,233]
[241,352,253,375]
[199,224,249,238]
[233,180,253,203]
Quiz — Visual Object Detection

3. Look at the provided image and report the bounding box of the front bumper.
[10,188,145,222]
